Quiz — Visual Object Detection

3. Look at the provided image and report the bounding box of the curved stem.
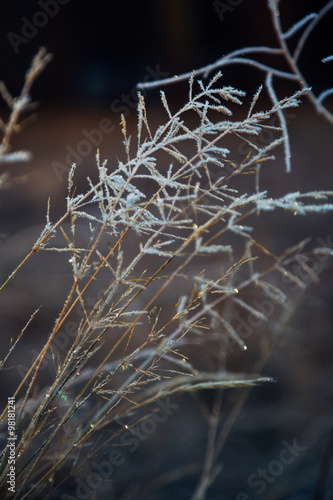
[268,0,333,125]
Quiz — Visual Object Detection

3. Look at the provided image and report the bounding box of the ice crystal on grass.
[1,2,333,498]
[1,74,332,495]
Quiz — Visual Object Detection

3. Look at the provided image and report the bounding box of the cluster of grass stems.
[1,1,333,498]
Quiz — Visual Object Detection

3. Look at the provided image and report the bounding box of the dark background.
[1,1,333,499]
[1,0,332,105]
[0,0,331,215]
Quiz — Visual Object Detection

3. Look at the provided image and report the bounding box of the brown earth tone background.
[1,1,333,498]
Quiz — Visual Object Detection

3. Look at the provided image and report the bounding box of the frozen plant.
[0,1,333,499]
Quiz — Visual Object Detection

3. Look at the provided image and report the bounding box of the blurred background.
[0,1,333,498]
[0,0,332,215]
